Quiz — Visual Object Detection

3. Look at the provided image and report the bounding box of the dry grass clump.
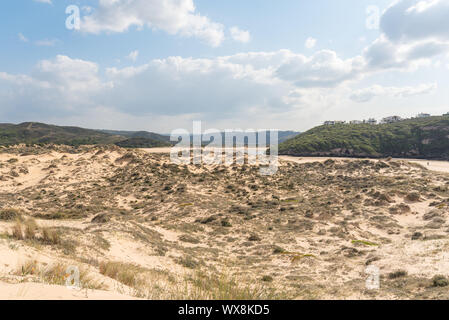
[12,220,24,240]
[0,208,23,221]
[388,270,408,279]
[185,271,282,300]
[99,261,144,287]
[99,261,179,298]
[179,234,200,244]
[42,227,62,245]
[10,219,63,247]
[432,275,449,287]
[406,191,421,202]
[177,256,201,269]
[24,218,38,240]
[17,260,104,289]
[97,260,280,300]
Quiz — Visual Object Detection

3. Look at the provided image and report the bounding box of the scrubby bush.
[388,270,408,279]
[0,208,22,221]
[432,275,449,287]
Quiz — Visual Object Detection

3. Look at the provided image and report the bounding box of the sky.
[0,0,448,133]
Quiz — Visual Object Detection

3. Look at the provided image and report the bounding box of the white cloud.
[350,83,437,102]
[33,0,52,4]
[33,55,109,92]
[230,27,250,43]
[103,54,291,116]
[82,6,93,14]
[382,0,449,43]
[364,0,449,71]
[0,42,380,130]
[0,56,108,120]
[18,33,28,42]
[34,39,59,47]
[80,0,226,47]
[3,51,351,123]
[0,49,442,131]
[276,50,365,88]
[127,50,139,62]
[305,37,317,49]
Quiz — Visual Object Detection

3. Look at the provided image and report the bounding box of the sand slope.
[0,282,134,300]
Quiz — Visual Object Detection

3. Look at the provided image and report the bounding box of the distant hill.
[279,116,449,160]
[278,131,301,143]
[114,137,171,148]
[0,122,170,148]
[0,122,123,146]
[198,131,301,146]
[0,123,298,149]
[98,130,170,144]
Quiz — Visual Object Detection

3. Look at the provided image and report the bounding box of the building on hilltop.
[325,119,375,125]
[364,118,377,125]
[381,116,402,124]
[323,120,346,125]
[416,113,431,118]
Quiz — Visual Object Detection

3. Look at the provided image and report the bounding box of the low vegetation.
[0,122,168,147]
[17,260,104,289]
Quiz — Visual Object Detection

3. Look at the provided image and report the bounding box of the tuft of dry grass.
[184,271,283,300]
[406,191,421,202]
[17,260,104,290]
[0,208,23,221]
[24,218,38,240]
[97,259,281,300]
[99,261,144,287]
[11,220,23,240]
[42,227,61,245]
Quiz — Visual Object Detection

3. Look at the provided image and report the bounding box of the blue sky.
[0,0,448,132]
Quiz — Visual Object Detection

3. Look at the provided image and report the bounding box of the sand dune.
[0,282,135,300]
[141,147,449,174]
[0,145,448,300]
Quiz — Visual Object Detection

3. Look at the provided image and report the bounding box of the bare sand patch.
[0,282,135,300]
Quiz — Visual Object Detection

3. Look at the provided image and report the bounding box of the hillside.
[278,131,301,143]
[0,122,124,146]
[98,130,170,144]
[0,123,296,149]
[0,123,170,148]
[114,137,171,148]
[206,131,301,146]
[279,116,449,160]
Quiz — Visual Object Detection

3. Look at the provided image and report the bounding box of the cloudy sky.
[1,0,448,132]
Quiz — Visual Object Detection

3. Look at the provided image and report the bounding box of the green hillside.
[98,129,170,143]
[114,137,171,148]
[279,116,449,159]
[0,122,169,148]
